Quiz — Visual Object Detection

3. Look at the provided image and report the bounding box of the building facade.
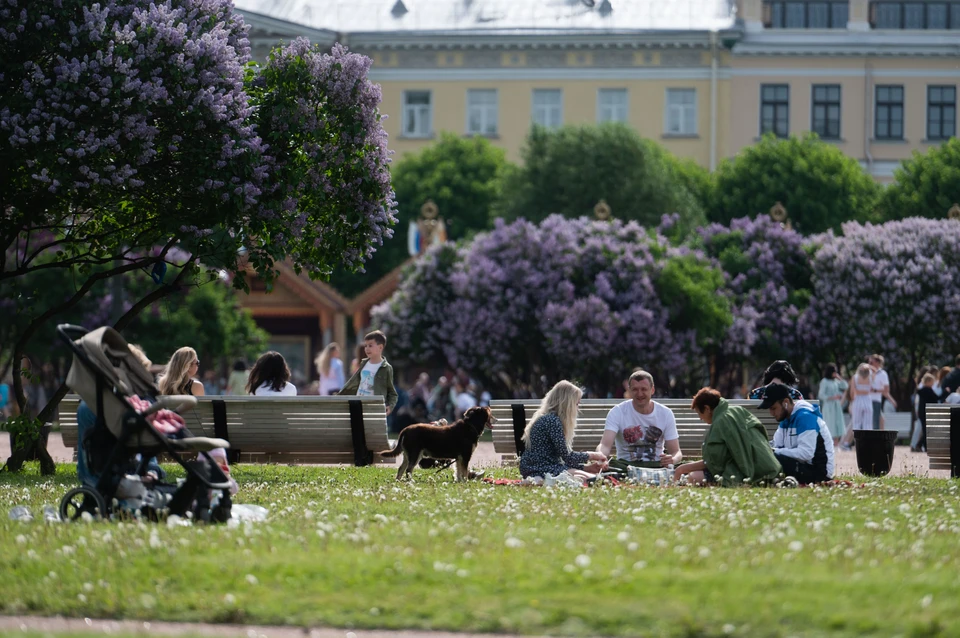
[234,0,958,378]
[238,0,959,181]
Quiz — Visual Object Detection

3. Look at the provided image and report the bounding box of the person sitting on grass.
[674,388,782,486]
[760,382,835,484]
[519,380,607,482]
[598,369,682,473]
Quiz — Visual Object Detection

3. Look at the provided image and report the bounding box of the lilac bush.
[697,216,812,362]
[1,0,262,273]
[1,0,396,418]
[800,218,960,388]
[375,215,729,395]
[248,40,397,282]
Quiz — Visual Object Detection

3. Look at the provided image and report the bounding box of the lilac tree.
[696,215,813,389]
[2,1,395,471]
[375,215,730,396]
[2,1,395,419]
[800,218,960,401]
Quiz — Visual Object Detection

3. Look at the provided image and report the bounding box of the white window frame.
[532,89,563,128]
[597,88,629,124]
[664,88,698,136]
[402,90,433,138]
[466,89,499,136]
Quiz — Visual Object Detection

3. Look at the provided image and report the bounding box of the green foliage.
[120,275,268,367]
[656,254,732,345]
[0,415,42,451]
[329,133,509,296]
[881,137,960,220]
[497,123,706,230]
[711,134,881,234]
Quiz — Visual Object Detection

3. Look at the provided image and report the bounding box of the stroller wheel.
[60,486,108,522]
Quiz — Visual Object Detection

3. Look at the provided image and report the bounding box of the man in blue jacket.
[759,383,835,484]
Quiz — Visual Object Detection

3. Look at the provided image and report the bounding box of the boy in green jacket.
[338,330,399,415]
[674,388,782,486]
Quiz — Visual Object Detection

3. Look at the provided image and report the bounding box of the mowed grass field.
[0,463,958,637]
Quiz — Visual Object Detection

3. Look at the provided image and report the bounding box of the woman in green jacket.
[674,388,782,486]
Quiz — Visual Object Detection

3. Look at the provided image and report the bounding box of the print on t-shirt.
[357,360,382,396]
[621,424,665,461]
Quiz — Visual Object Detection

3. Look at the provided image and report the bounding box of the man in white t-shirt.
[869,354,896,430]
[598,370,681,469]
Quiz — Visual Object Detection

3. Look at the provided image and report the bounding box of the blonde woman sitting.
[158,347,205,397]
[519,380,607,481]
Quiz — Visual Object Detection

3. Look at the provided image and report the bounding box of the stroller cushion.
[167,437,231,453]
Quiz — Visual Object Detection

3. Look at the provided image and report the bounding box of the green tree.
[329,134,509,296]
[121,275,269,369]
[710,134,881,234]
[880,137,960,220]
[496,123,705,230]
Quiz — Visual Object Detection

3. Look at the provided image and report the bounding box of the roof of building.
[235,0,737,38]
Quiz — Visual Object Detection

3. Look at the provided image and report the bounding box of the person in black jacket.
[940,355,960,396]
[915,373,940,453]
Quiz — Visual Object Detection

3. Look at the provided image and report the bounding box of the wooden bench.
[491,398,813,465]
[58,395,392,465]
[924,404,958,476]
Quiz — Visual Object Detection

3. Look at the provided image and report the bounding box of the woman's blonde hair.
[922,373,936,386]
[856,363,872,379]
[315,342,339,377]
[157,347,198,396]
[521,380,582,451]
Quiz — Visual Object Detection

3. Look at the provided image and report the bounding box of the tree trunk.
[4,426,56,474]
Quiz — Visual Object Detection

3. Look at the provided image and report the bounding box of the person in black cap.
[759,382,835,484]
[748,360,804,402]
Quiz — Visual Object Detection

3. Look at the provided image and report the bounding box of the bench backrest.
[58,395,390,465]
[925,404,957,474]
[490,398,814,459]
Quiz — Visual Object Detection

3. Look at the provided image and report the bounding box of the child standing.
[338,330,399,415]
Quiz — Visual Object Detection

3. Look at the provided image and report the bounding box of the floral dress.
[519,413,589,478]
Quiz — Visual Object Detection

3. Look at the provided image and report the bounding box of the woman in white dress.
[841,363,874,449]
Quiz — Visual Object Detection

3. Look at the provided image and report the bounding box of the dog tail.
[379,431,404,457]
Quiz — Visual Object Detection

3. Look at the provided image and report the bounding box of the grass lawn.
[1,462,958,637]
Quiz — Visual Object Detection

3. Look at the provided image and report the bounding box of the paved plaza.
[0,433,949,479]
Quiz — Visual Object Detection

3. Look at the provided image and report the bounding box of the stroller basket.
[56,324,234,522]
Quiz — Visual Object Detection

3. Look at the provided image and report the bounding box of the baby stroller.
[57,324,234,523]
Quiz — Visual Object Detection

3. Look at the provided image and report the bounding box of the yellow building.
[238,0,958,181]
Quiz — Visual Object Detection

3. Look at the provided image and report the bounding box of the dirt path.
[0,615,541,638]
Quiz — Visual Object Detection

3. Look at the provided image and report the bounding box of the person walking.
[818,363,849,445]
[315,342,345,396]
[225,360,248,396]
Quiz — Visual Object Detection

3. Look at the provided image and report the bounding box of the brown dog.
[380,406,497,481]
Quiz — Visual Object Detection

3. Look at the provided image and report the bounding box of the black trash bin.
[853,430,898,476]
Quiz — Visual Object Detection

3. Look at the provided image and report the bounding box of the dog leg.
[406,451,422,480]
[456,457,469,483]
[396,452,409,481]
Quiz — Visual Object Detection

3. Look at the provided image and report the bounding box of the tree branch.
[10,254,172,411]
[35,255,196,424]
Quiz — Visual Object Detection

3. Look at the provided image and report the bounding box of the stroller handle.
[142,395,198,417]
[57,324,90,345]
